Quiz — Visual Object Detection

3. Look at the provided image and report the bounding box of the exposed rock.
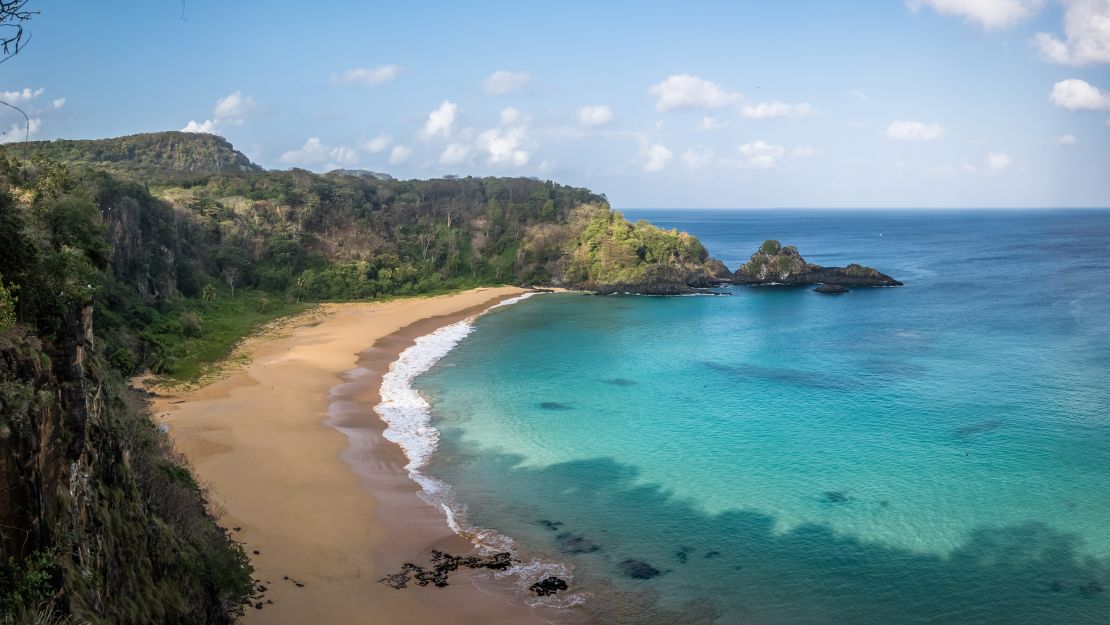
[529,576,569,596]
[733,240,902,287]
[380,550,517,589]
[814,284,849,294]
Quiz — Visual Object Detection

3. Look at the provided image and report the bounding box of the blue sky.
[3,0,1109,208]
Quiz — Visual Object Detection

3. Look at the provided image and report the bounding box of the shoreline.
[146,287,582,625]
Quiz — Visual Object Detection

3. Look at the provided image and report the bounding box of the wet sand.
[147,288,577,625]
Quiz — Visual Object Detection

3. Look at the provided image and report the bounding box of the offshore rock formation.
[733,240,902,287]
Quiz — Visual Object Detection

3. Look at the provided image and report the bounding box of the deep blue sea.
[411,210,1110,625]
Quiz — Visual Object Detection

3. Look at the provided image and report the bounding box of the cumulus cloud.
[181,119,217,134]
[681,148,715,170]
[364,133,392,153]
[1050,78,1110,110]
[0,87,44,104]
[331,65,400,86]
[699,116,729,131]
[500,107,525,126]
[0,117,41,143]
[906,0,1044,29]
[1057,133,1077,145]
[987,152,1011,171]
[421,100,458,139]
[650,74,742,111]
[484,70,530,95]
[886,120,944,141]
[792,145,816,158]
[279,137,359,168]
[478,126,529,166]
[741,101,817,119]
[739,140,786,168]
[440,143,472,165]
[579,105,614,126]
[52,98,66,110]
[1032,0,1110,65]
[389,145,413,165]
[642,143,673,171]
[183,91,257,134]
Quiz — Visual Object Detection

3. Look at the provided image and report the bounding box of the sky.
[2,0,1109,208]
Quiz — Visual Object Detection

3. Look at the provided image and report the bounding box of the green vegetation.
[0,275,15,334]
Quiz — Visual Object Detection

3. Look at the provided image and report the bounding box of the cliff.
[0,307,251,624]
[733,240,902,287]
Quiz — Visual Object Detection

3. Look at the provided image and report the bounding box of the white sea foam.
[373,291,585,607]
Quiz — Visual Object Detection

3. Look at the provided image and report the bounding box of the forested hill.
[4,131,261,175]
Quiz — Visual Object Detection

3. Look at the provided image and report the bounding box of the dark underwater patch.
[702,361,854,390]
[539,401,572,410]
[604,378,637,386]
[956,419,1006,438]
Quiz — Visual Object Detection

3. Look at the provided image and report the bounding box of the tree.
[0,272,16,332]
[201,283,216,304]
[222,267,239,298]
[0,1,36,64]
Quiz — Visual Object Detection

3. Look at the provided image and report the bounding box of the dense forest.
[0,131,724,624]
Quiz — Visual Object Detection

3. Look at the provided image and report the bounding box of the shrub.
[759,240,781,255]
[0,274,15,333]
[179,313,202,338]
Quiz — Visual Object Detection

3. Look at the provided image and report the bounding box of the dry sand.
[147,287,579,625]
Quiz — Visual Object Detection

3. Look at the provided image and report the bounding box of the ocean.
[384,209,1110,624]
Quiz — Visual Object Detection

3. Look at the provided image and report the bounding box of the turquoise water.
[414,210,1110,624]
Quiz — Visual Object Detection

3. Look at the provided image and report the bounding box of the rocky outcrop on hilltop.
[733,240,902,287]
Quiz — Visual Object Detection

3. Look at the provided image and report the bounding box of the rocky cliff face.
[0,305,250,624]
[733,240,902,287]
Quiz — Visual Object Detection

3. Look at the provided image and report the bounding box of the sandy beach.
[146,287,574,625]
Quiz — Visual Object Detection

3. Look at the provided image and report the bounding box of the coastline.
[146,287,580,625]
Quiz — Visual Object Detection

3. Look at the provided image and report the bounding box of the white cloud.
[987,152,1011,171]
[792,145,816,158]
[181,119,217,134]
[741,101,817,119]
[0,117,41,143]
[500,107,525,126]
[1057,133,1078,145]
[681,148,715,170]
[279,137,358,167]
[642,143,673,171]
[421,100,458,139]
[478,126,529,166]
[1032,0,1110,65]
[331,65,400,87]
[906,0,1045,29]
[1050,78,1110,110]
[0,87,44,104]
[182,91,257,134]
[698,116,729,131]
[213,91,257,121]
[484,70,530,95]
[51,98,66,110]
[440,143,472,165]
[364,133,392,153]
[579,105,614,126]
[739,140,786,168]
[650,74,742,111]
[389,144,413,165]
[886,120,944,141]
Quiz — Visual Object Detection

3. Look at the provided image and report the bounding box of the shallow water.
[413,210,1110,624]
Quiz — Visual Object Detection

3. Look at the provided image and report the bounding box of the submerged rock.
[620,559,662,579]
[539,401,571,410]
[556,532,601,554]
[529,576,569,596]
[538,519,564,531]
[814,284,849,294]
[733,240,902,287]
[604,378,637,386]
[824,491,849,503]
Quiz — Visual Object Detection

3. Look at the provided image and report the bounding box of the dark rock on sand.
[530,576,570,596]
[620,559,662,579]
[380,550,517,590]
